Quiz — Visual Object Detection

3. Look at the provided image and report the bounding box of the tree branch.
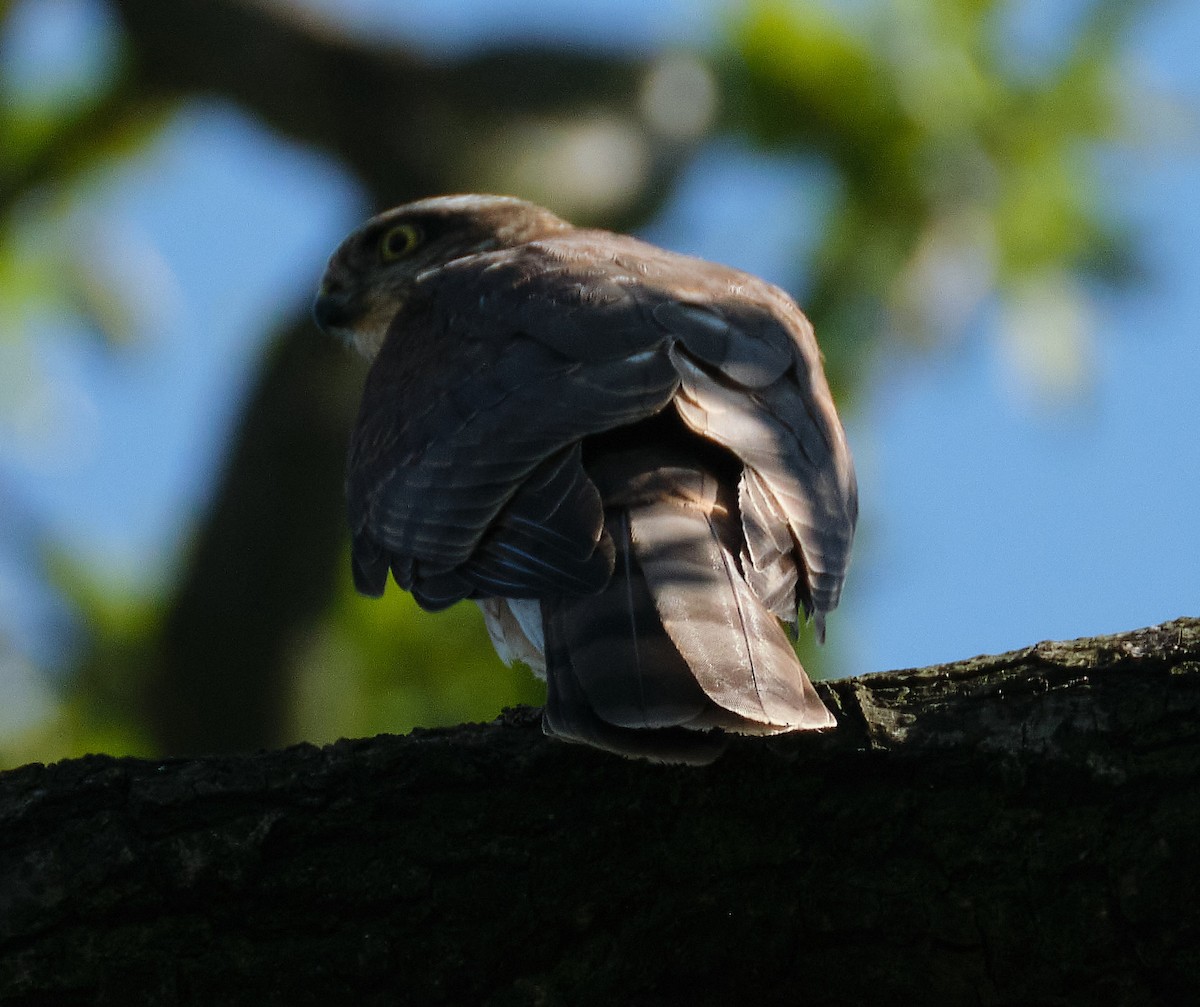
[109,0,655,210]
[2,618,1196,1005]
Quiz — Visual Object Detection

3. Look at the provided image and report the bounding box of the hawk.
[314,194,857,764]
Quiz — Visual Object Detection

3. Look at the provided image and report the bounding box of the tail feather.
[540,454,835,763]
[547,513,710,731]
[543,598,727,765]
[630,498,834,732]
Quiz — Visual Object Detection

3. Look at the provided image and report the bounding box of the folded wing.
[346,230,857,756]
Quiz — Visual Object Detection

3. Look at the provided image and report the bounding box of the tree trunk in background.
[146,326,361,753]
[3,619,1196,1006]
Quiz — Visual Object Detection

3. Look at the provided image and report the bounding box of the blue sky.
[0,0,1196,726]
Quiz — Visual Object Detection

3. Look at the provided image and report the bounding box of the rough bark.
[2,618,1197,1005]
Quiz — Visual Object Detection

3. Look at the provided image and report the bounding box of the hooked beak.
[313,277,356,333]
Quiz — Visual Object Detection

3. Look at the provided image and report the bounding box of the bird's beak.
[313,277,356,333]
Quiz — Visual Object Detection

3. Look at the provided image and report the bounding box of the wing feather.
[347,229,855,632]
[668,343,856,633]
[348,251,679,606]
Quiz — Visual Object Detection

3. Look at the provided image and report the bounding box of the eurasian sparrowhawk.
[314,194,857,764]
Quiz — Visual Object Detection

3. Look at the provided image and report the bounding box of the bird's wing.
[346,241,680,606]
[348,232,856,626]
[644,266,858,635]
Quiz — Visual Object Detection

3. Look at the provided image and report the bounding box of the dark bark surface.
[2,617,1197,1006]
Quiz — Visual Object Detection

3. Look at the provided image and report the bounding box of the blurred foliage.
[290,567,544,747]
[6,564,159,767]
[0,0,165,349]
[0,0,1150,768]
[725,0,1140,396]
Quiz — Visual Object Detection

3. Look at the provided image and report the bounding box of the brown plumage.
[314,194,857,764]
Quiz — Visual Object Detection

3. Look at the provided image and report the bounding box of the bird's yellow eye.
[380,222,422,262]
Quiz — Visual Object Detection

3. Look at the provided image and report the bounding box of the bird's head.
[313,194,571,359]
